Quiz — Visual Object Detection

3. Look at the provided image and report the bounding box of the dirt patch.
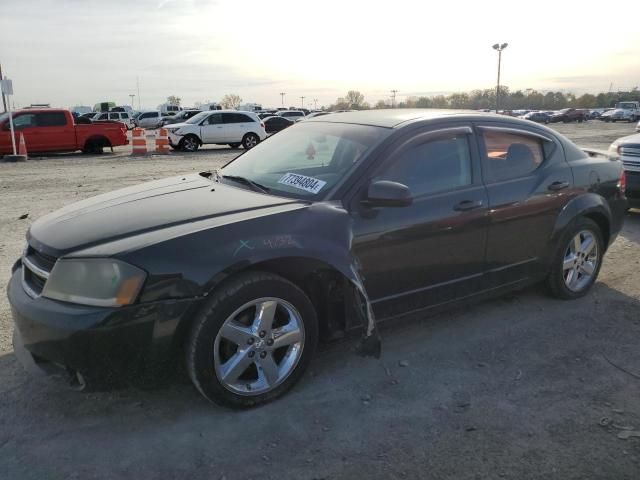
[1,125,639,479]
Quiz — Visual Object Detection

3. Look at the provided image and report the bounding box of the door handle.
[547,181,569,191]
[454,200,483,211]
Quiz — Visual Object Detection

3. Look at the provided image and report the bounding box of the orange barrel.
[131,128,147,155]
[155,128,170,154]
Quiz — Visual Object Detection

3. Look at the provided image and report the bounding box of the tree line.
[328,87,640,112]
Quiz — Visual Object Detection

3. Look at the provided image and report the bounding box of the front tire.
[181,135,199,152]
[242,133,259,149]
[228,143,241,149]
[186,272,318,408]
[546,217,603,299]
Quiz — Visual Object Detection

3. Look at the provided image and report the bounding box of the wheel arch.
[84,135,112,149]
[172,255,358,350]
[551,193,612,249]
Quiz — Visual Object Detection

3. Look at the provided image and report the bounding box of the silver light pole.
[492,43,508,113]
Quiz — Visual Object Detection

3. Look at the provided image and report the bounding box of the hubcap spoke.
[258,353,280,387]
[572,234,581,254]
[563,254,577,271]
[272,324,302,349]
[220,321,253,346]
[254,300,278,333]
[220,349,253,383]
[581,236,595,256]
[580,261,595,276]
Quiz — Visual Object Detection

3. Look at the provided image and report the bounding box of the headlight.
[42,259,146,307]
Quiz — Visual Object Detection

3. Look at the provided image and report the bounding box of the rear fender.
[550,193,612,251]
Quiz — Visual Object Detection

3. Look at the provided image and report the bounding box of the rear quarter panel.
[75,122,128,148]
[555,140,626,247]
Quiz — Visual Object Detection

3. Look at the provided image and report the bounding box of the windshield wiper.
[221,175,270,194]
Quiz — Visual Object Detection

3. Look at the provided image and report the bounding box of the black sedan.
[263,115,293,134]
[9,110,627,408]
[521,111,551,124]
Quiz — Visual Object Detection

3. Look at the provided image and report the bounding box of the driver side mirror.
[362,180,413,208]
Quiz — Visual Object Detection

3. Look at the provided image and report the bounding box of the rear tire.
[546,217,604,300]
[82,140,104,154]
[242,133,259,150]
[186,271,318,408]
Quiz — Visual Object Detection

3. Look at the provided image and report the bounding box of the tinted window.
[109,113,120,120]
[36,112,67,127]
[377,134,473,197]
[140,112,156,119]
[13,113,37,129]
[224,113,253,124]
[98,113,109,120]
[122,113,129,119]
[207,113,223,125]
[480,130,544,182]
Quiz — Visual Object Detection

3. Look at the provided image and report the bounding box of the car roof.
[304,108,540,128]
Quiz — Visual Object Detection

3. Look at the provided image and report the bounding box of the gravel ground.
[1,121,639,479]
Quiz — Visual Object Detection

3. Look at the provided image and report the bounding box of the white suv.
[165,110,267,151]
[92,111,134,129]
[134,111,163,129]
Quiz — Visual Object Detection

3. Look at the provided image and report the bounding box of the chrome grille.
[620,145,640,158]
[22,245,57,298]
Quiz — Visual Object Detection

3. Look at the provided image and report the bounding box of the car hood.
[616,133,640,146]
[28,174,303,256]
[165,122,191,129]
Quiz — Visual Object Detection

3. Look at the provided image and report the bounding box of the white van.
[92,111,134,129]
[158,103,182,116]
[199,103,223,111]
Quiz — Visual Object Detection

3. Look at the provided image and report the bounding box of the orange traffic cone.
[18,133,28,158]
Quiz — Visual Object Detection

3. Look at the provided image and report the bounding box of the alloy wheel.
[183,137,197,151]
[563,230,599,292]
[244,135,258,149]
[213,298,305,395]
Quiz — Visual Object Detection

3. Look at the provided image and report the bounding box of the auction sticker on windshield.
[278,173,326,194]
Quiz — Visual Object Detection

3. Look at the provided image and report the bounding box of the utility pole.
[390,90,398,108]
[136,76,141,110]
[280,92,286,107]
[313,98,318,109]
[492,43,508,113]
[129,94,135,110]
[300,96,305,108]
[0,62,6,113]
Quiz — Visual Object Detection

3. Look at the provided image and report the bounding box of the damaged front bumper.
[8,267,199,382]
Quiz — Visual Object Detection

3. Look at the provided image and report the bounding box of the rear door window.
[224,113,253,124]
[109,113,120,120]
[36,112,67,127]
[479,129,545,183]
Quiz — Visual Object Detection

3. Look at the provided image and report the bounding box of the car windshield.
[186,112,210,124]
[220,122,390,199]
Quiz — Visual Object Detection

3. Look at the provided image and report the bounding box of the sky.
[1,0,638,110]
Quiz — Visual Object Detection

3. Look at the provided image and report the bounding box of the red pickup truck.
[0,109,128,155]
